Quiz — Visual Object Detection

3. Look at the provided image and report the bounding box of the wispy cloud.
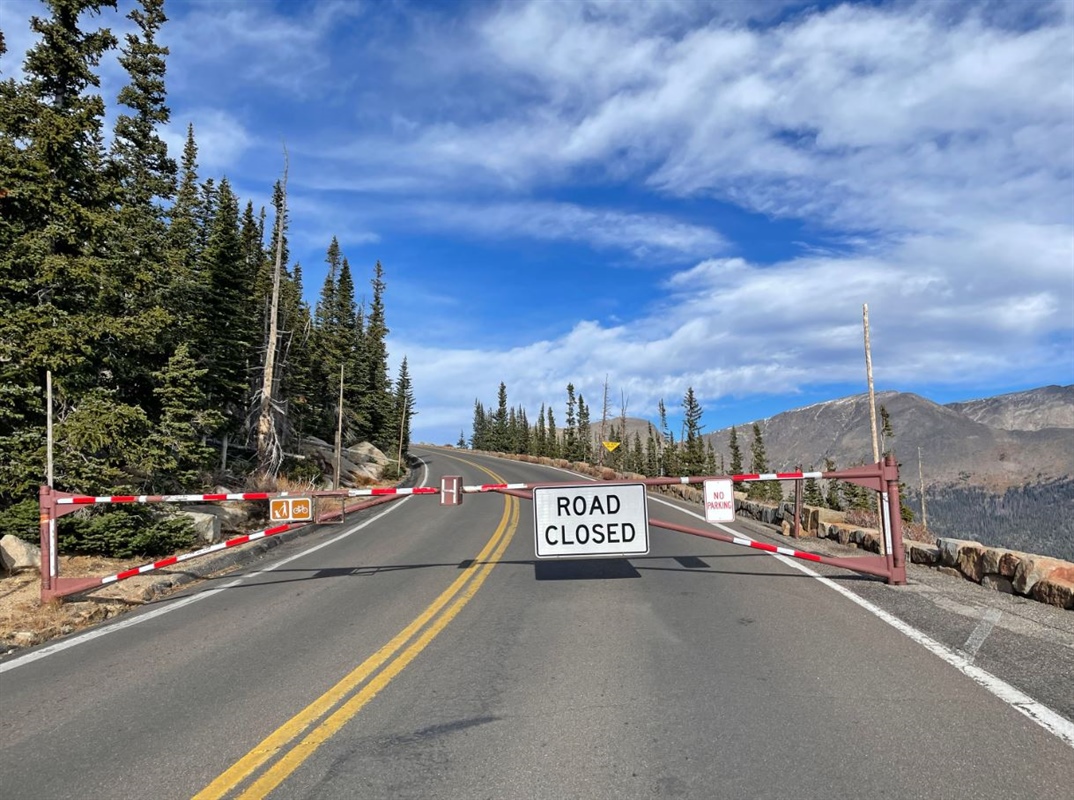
[407,201,726,261]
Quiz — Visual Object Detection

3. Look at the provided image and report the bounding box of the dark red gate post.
[39,485,102,602]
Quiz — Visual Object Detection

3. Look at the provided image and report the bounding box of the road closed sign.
[533,483,649,559]
[703,479,735,524]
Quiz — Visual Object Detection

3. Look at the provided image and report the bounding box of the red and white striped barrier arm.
[347,487,439,497]
[726,471,823,482]
[462,482,530,493]
[726,534,823,562]
[57,492,276,506]
[95,522,301,587]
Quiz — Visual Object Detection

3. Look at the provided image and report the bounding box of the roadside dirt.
[0,555,222,655]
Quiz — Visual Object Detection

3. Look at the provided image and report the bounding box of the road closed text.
[533,484,649,558]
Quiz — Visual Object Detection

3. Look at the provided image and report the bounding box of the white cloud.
[327,0,1072,236]
[399,219,1073,440]
[408,201,725,261]
[163,108,253,173]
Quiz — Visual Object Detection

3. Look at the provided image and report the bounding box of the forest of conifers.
[0,1,414,555]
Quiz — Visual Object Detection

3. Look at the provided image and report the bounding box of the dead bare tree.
[256,147,288,477]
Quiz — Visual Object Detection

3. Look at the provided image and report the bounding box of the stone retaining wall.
[734,496,1074,611]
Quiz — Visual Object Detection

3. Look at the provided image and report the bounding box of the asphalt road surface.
[2,448,1072,799]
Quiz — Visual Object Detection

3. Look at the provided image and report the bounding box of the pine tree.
[110,0,174,311]
[728,426,743,476]
[681,387,706,476]
[491,382,508,452]
[804,466,824,507]
[880,404,895,457]
[823,457,843,511]
[360,260,392,452]
[144,343,222,490]
[534,403,548,456]
[471,400,488,450]
[546,406,558,458]
[200,177,252,446]
[164,124,204,331]
[564,383,578,461]
[748,423,773,501]
[391,357,415,469]
[577,393,591,463]
[0,0,122,503]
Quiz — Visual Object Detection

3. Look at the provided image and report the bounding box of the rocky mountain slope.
[699,385,1073,559]
[703,386,1073,491]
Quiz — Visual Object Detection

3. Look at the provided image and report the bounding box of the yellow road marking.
[240,495,519,799]
[194,458,517,800]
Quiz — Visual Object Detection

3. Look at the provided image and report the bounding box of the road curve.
[1,448,1071,799]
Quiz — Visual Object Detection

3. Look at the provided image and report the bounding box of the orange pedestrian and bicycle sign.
[270,497,313,522]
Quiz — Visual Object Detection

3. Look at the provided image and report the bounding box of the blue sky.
[4,0,1073,445]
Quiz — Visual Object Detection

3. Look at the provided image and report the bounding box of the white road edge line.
[0,460,429,674]
[644,492,1074,750]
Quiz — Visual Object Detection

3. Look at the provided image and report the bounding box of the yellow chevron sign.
[602,441,620,452]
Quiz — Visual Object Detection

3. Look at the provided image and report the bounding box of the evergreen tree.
[748,423,775,501]
[471,400,488,450]
[0,0,122,503]
[391,357,414,469]
[880,404,895,457]
[728,426,743,476]
[644,426,660,477]
[144,343,222,490]
[491,382,508,451]
[564,383,578,461]
[456,430,467,449]
[360,260,392,452]
[630,431,644,475]
[534,403,548,456]
[681,387,706,476]
[823,457,843,511]
[199,177,251,444]
[164,124,204,329]
[546,406,558,458]
[577,393,591,463]
[804,466,824,506]
[110,0,174,309]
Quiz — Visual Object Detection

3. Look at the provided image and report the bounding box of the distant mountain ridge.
[946,385,1074,432]
[697,384,1073,560]
[702,385,1074,491]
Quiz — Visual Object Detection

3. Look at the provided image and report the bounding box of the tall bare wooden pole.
[863,303,884,553]
[334,364,344,489]
[256,147,288,475]
[46,370,53,487]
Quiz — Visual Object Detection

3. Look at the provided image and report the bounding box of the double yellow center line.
[194,460,518,799]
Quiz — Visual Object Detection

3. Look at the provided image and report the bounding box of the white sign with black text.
[703,479,736,524]
[533,483,649,559]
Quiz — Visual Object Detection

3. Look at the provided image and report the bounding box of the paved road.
[1,448,1071,799]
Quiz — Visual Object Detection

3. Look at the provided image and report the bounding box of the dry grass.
[0,554,165,648]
